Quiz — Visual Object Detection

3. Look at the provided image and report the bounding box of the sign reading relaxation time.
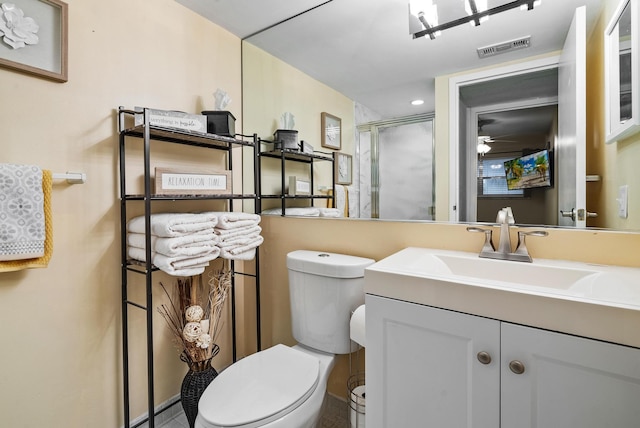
[155,168,232,195]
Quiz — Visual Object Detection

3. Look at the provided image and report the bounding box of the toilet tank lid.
[287,250,375,278]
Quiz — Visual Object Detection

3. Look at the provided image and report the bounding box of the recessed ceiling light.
[411,99,424,106]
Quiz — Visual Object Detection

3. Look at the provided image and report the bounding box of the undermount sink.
[366,247,640,308]
[434,253,597,290]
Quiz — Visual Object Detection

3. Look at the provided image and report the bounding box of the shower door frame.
[357,113,435,219]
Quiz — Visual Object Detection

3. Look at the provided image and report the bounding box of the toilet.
[195,250,375,428]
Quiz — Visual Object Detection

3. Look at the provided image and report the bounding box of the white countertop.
[365,247,640,348]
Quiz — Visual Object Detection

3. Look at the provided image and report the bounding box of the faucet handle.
[466,226,495,253]
[514,230,549,259]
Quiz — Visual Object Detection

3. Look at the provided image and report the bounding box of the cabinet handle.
[477,351,492,365]
[509,360,526,375]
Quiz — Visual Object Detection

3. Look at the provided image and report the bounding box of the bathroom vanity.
[365,247,640,428]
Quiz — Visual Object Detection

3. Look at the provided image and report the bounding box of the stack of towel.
[261,207,342,217]
[207,212,263,260]
[126,212,220,276]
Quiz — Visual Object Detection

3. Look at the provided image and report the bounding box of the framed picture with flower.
[321,112,342,150]
[335,152,352,185]
[0,0,68,82]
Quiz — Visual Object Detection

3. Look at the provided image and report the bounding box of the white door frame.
[448,55,560,221]
[465,97,558,222]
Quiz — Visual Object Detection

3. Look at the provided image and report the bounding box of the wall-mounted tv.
[504,149,552,190]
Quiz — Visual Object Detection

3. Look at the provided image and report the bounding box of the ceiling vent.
[477,36,531,58]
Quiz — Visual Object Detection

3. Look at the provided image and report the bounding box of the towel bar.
[52,172,86,184]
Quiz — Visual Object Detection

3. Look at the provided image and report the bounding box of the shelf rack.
[258,145,335,215]
[117,107,261,428]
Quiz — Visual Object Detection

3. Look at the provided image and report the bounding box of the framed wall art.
[321,112,342,150]
[0,0,68,82]
[335,152,352,185]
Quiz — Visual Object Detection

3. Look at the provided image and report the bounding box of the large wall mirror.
[239,0,640,231]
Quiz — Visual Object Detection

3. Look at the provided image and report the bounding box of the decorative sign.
[288,176,311,196]
[155,168,232,195]
[135,108,208,134]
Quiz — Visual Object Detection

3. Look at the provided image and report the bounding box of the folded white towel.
[261,207,319,216]
[319,208,342,217]
[127,233,219,257]
[205,211,261,229]
[220,248,257,261]
[217,233,262,248]
[214,225,262,241]
[128,246,220,276]
[219,235,264,258]
[127,213,218,237]
[0,164,45,261]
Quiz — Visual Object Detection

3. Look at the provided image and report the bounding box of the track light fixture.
[410,0,542,40]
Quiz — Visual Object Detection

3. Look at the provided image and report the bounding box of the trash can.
[348,373,365,428]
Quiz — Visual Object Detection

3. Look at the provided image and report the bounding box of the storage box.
[134,107,208,134]
[201,110,236,136]
[274,129,299,151]
[300,141,314,154]
[287,176,311,196]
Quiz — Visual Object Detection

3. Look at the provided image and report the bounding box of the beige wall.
[0,0,241,426]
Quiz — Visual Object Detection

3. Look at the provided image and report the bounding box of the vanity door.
[501,323,640,428]
[366,295,500,428]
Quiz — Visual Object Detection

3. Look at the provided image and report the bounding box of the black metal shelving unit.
[117,107,261,428]
[257,144,335,215]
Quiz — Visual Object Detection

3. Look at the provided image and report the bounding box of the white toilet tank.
[287,250,375,354]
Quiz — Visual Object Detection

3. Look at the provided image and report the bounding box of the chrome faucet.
[496,207,515,254]
[467,207,548,262]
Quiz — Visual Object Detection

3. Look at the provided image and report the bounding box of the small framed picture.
[335,153,352,185]
[321,112,342,150]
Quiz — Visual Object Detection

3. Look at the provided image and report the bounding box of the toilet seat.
[198,344,320,428]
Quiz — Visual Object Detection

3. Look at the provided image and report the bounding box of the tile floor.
[139,394,350,428]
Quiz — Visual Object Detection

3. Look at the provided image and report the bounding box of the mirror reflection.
[617,2,632,123]
[237,0,640,231]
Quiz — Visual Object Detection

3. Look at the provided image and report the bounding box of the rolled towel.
[127,213,218,237]
[128,246,220,276]
[214,225,262,241]
[127,233,219,257]
[205,211,261,229]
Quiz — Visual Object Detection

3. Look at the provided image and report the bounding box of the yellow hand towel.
[0,169,53,272]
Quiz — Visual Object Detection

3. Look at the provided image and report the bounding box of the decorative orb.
[197,333,212,349]
[183,322,202,343]
[185,305,204,322]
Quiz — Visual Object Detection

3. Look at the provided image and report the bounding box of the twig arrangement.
[158,270,231,364]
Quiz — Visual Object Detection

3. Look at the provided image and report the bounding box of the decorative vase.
[180,349,219,428]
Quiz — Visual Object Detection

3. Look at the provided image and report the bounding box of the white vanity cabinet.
[366,294,640,428]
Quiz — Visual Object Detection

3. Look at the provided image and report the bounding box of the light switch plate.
[618,185,629,218]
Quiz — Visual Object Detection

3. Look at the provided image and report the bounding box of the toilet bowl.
[195,344,335,428]
[195,250,375,428]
